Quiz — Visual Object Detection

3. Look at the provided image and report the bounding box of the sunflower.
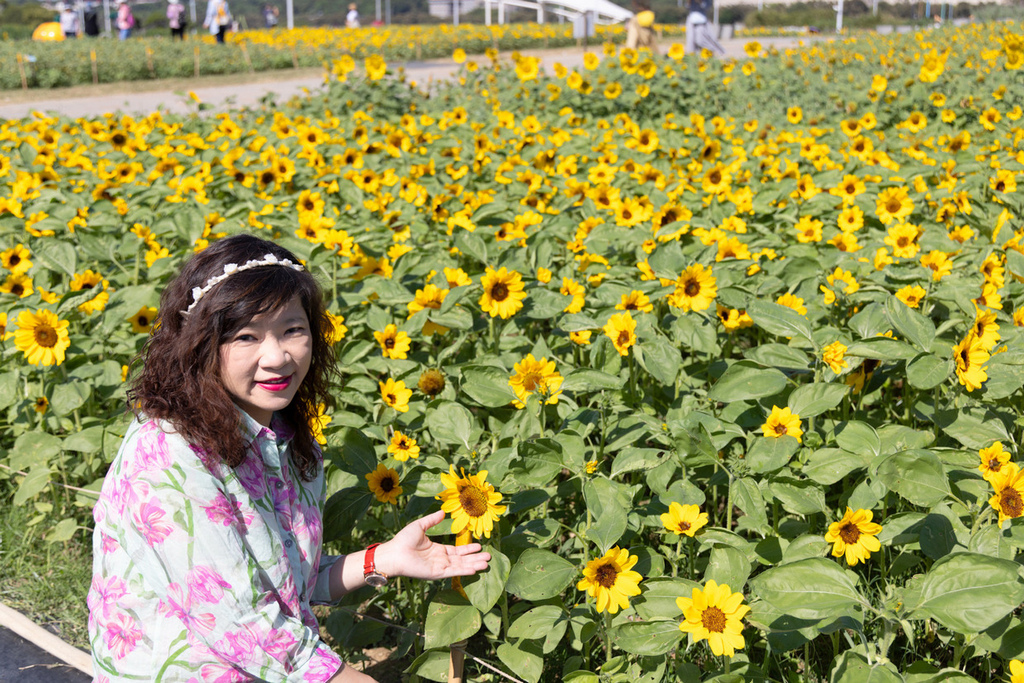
[786,106,803,124]
[676,580,750,657]
[443,268,472,288]
[479,267,526,319]
[660,502,708,537]
[374,324,412,360]
[837,206,865,232]
[616,290,653,313]
[326,311,348,344]
[953,334,989,392]
[895,285,926,309]
[1010,660,1024,683]
[822,341,848,374]
[570,330,593,345]
[979,442,1012,483]
[716,305,753,332]
[1,244,32,275]
[310,404,332,446]
[990,463,1024,526]
[761,406,803,443]
[603,312,637,356]
[366,464,403,504]
[875,187,914,225]
[34,396,49,414]
[364,54,388,81]
[824,507,882,566]
[775,293,807,315]
[794,216,823,243]
[1,273,33,298]
[508,354,563,409]
[577,546,643,614]
[417,369,446,397]
[667,264,717,312]
[15,309,71,367]
[388,431,420,462]
[437,466,506,539]
[379,378,412,413]
[884,223,921,259]
[560,277,586,314]
[0,312,9,341]
[920,251,952,281]
[970,307,1000,351]
[124,305,157,334]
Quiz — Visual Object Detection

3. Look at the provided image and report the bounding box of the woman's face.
[219,295,312,428]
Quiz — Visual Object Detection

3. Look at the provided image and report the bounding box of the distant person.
[625,6,657,52]
[346,2,360,28]
[83,0,101,35]
[116,0,135,39]
[204,0,232,43]
[167,0,187,39]
[59,3,80,37]
[263,3,279,28]
[685,0,724,55]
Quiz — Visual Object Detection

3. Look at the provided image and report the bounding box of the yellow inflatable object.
[636,11,655,27]
[33,22,65,41]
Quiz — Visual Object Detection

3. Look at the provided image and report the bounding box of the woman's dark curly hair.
[127,234,337,482]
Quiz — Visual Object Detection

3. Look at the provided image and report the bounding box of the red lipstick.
[257,376,292,392]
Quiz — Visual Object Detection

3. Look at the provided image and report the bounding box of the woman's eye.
[235,333,257,342]
[286,326,307,335]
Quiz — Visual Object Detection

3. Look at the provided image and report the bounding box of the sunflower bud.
[418,368,445,397]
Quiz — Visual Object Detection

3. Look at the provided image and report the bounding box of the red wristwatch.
[363,543,388,588]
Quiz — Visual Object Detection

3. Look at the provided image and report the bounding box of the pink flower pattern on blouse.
[89,413,343,681]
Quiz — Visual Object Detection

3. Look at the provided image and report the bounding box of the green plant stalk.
[603,610,613,662]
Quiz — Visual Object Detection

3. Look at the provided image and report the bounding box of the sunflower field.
[3,20,1024,683]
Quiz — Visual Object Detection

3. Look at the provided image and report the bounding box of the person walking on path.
[685,0,725,55]
[264,3,279,28]
[204,0,232,43]
[116,0,135,40]
[59,3,80,38]
[167,0,187,39]
[87,234,491,683]
[345,3,360,28]
[625,6,658,52]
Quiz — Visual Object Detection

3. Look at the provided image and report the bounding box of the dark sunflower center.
[380,477,395,492]
[684,280,700,297]
[896,237,909,247]
[997,182,1006,192]
[989,458,1002,471]
[385,338,395,349]
[617,330,631,347]
[1001,488,1024,518]
[35,325,57,348]
[679,521,691,531]
[959,347,970,367]
[458,485,488,518]
[839,522,861,544]
[11,284,24,296]
[9,255,20,266]
[772,422,788,437]
[595,563,618,588]
[701,606,727,633]
[709,171,721,184]
[398,438,408,449]
[491,283,509,301]
[138,316,149,327]
[886,199,902,213]
[387,392,397,404]
[625,302,638,310]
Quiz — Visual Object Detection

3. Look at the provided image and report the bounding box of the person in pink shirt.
[89,235,491,682]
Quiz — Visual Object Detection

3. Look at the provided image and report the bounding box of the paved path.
[0,36,819,120]
[0,626,91,683]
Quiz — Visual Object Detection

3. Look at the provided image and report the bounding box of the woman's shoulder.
[118,416,219,477]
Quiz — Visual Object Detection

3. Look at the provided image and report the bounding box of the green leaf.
[610,621,683,656]
[460,365,515,408]
[583,478,629,553]
[62,427,106,454]
[830,652,905,683]
[731,477,769,531]
[835,421,880,458]
[633,577,698,620]
[561,369,625,392]
[750,558,865,621]
[35,240,77,276]
[871,450,950,508]
[322,487,373,543]
[423,590,481,650]
[746,436,800,474]
[803,448,870,486]
[50,381,90,416]
[845,337,919,361]
[744,343,810,371]
[512,439,564,487]
[611,448,670,477]
[330,427,377,477]
[906,353,952,390]
[13,466,51,506]
[496,642,544,683]
[885,295,936,351]
[936,408,1010,449]
[788,382,848,418]
[0,372,18,410]
[425,401,476,449]
[770,478,827,515]
[462,547,510,614]
[704,545,751,592]
[905,553,1024,633]
[708,361,788,402]
[637,336,681,386]
[45,517,79,543]
[506,548,576,601]
[747,299,813,342]
[9,432,62,471]
[507,605,566,639]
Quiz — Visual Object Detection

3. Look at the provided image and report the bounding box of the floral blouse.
[88,411,343,682]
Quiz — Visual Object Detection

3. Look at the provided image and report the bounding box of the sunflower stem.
[673,537,682,577]
[603,610,613,662]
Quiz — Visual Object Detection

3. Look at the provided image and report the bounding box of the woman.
[204,0,231,43]
[88,235,490,682]
[115,0,134,40]
[167,0,187,40]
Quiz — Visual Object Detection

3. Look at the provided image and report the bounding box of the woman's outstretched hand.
[376,510,491,581]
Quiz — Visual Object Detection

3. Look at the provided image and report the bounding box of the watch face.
[366,572,388,588]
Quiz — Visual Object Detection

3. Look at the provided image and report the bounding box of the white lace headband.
[181,253,304,316]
